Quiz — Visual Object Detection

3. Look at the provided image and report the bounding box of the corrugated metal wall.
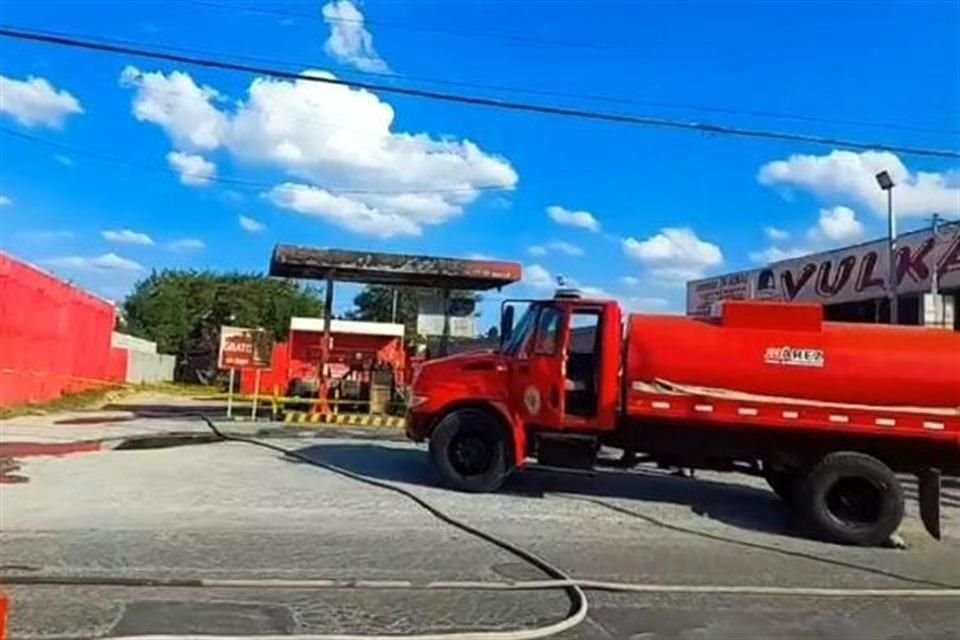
[125,352,176,384]
[0,252,122,407]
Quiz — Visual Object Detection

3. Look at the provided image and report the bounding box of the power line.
[22,22,954,136]
[0,126,514,195]
[186,0,616,51]
[1,26,958,160]
[185,3,959,135]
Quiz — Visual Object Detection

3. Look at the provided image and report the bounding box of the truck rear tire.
[798,452,904,546]
[429,409,510,493]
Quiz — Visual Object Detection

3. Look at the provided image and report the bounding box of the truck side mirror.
[500,305,514,346]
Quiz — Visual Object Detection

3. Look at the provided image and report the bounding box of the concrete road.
[1,417,959,639]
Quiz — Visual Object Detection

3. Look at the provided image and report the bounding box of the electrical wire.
[185,0,960,136]
[185,0,619,51]
[2,26,958,159]
[0,126,513,196]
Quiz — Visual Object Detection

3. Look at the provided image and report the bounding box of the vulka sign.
[688,223,960,313]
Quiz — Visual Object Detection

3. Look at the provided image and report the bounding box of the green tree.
[348,285,421,338]
[123,271,324,383]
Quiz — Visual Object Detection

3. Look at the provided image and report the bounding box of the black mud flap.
[918,468,942,540]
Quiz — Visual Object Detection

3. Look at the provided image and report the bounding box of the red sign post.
[219,327,272,418]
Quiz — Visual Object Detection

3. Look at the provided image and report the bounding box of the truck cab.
[406,292,621,489]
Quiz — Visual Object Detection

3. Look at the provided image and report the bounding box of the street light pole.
[931,213,941,299]
[887,186,898,324]
[876,171,898,324]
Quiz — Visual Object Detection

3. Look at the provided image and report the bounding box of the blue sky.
[1,0,958,326]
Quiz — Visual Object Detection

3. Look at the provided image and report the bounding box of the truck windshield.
[502,304,539,356]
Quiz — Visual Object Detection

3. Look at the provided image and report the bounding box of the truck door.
[512,304,567,428]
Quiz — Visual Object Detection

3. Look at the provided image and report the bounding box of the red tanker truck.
[406,292,960,546]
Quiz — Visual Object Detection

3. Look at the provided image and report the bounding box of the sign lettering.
[687,223,960,314]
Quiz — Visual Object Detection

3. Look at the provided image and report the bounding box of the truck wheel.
[765,467,799,505]
[798,452,904,546]
[429,409,510,493]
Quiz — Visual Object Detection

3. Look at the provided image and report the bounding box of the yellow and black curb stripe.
[283,411,406,429]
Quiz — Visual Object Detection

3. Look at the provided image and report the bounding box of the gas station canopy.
[270,245,522,291]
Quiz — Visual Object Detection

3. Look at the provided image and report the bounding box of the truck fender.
[918,467,942,540]
[485,400,526,468]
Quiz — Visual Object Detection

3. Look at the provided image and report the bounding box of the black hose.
[197,416,587,627]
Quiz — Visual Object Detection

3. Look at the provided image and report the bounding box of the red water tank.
[627,301,960,409]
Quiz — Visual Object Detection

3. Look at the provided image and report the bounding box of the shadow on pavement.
[291,441,792,537]
[291,440,959,588]
[102,403,228,419]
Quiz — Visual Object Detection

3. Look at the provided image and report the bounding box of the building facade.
[687,221,960,329]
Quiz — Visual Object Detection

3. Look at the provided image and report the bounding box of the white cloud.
[620,275,640,286]
[464,252,496,260]
[121,66,227,151]
[548,241,583,256]
[166,151,217,186]
[267,183,420,238]
[524,264,555,290]
[167,238,205,251]
[621,296,672,312]
[622,227,723,282]
[764,226,790,241]
[238,215,266,233]
[322,0,389,73]
[54,154,74,167]
[102,229,155,246]
[580,285,613,298]
[528,241,584,257]
[758,150,960,219]
[43,252,144,272]
[749,246,812,264]
[750,206,866,264]
[808,205,865,244]
[121,66,517,237]
[546,205,600,232]
[0,195,11,207]
[0,75,83,128]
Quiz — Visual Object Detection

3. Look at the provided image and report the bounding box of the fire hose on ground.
[2,416,958,640]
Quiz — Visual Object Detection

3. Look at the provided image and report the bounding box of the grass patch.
[0,386,125,420]
[0,382,218,420]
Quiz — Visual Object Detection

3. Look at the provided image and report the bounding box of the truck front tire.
[429,409,510,493]
[798,452,904,546]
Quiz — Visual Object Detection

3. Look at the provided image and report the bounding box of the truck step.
[535,433,598,470]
